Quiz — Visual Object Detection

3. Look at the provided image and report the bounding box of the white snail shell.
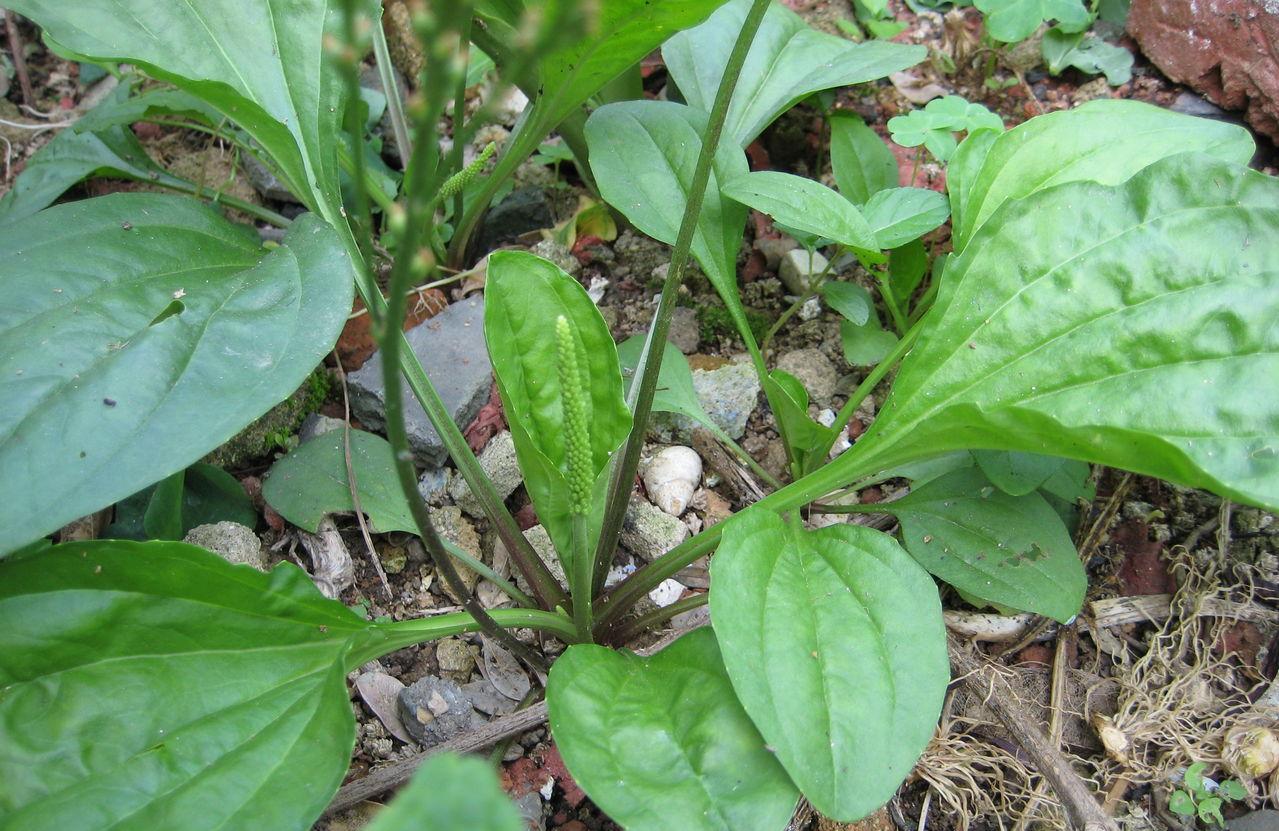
[641,445,702,517]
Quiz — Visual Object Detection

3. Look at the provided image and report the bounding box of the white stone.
[648,579,685,608]
[779,248,829,294]
[641,445,702,516]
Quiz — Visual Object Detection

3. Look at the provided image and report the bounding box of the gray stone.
[298,413,344,444]
[417,466,451,505]
[667,306,701,354]
[240,153,298,203]
[448,431,521,518]
[1229,811,1279,831]
[397,675,478,746]
[1171,91,1231,121]
[348,296,492,466]
[509,524,568,595]
[461,678,519,716]
[354,672,414,744]
[776,348,839,407]
[652,361,761,442]
[779,248,828,294]
[621,495,690,562]
[755,235,799,270]
[478,187,553,252]
[529,239,581,279]
[183,522,268,571]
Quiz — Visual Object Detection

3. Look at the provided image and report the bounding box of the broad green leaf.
[587,101,758,353]
[948,99,1255,251]
[263,429,417,534]
[887,95,1003,162]
[877,467,1086,621]
[364,754,523,831]
[852,154,1279,512]
[711,511,949,820]
[485,251,631,563]
[841,315,898,366]
[664,0,925,147]
[8,0,371,218]
[548,627,799,831]
[0,83,191,223]
[822,281,873,326]
[972,450,1068,496]
[723,171,883,263]
[764,370,838,476]
[1041,28,1133,85]
[862,187,950,249]
[973,0,1091,43]
[0,193,354,555]
[107,463,257,541]
[829,111,898,205]
[0,540,393,830]
[887,238,929,310]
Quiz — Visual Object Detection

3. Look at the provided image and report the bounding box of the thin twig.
[334,352,392,600]
[4,10,35,107]
[949,634,1118,831]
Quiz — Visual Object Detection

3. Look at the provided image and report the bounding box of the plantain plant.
[1,1,1277,830]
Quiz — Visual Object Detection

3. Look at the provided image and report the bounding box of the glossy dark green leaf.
[829,111,898,205]
[143,470,187,541]
[821,281,873,326]
[364,753,523,831]
[973,0,1091,43]
[723,171,883,262]
[0,84,190,223]
[664,0,924,147]
[548,627,799,831]
[0,540,388,830]
[862,187,950,249]
[764,370,838,476]
[485,251,631,562]
[877,467,1086,621]
[263,429,417,534]
[108,463,256,541]
[711,511,949,820]
[850,153,1279,512]
[8,0,369,217]
[587,101,758,353]
[947,99,1255,251]
[0,194,354,555]
[972,450,1068,496]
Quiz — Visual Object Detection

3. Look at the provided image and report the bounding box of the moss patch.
[203,368,333,469]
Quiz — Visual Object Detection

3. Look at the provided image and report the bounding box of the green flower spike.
[555,314,592,516]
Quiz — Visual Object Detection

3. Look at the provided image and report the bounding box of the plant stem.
[587,0,774,630]
[876,267,909,335]
[364,607,578,661]
[448,16,473,225]
[761,247,838,354]
[908,272,941,325]
[438,535,536,608]
[608,592,707,645]
[371,9,412,165]
[828,320,921,441]
[160,179,293,227]
[569,515,592,641]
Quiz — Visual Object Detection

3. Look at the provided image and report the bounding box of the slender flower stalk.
[587,0,775,610]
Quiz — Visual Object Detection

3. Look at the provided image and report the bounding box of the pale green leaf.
[723,170,883,262]
[263,429,417,534]
[862,187,950,249]
[548,627,799,831]
[664,0,924,147]
[0,194,354,555]
[948,99,1255,251]
[711,511,949,820]
[364,754,523,831]
[829,111,898,205]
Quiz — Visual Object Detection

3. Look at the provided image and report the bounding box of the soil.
[4,3,1276,830]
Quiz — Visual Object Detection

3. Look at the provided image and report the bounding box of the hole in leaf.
[148,300,185,327]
